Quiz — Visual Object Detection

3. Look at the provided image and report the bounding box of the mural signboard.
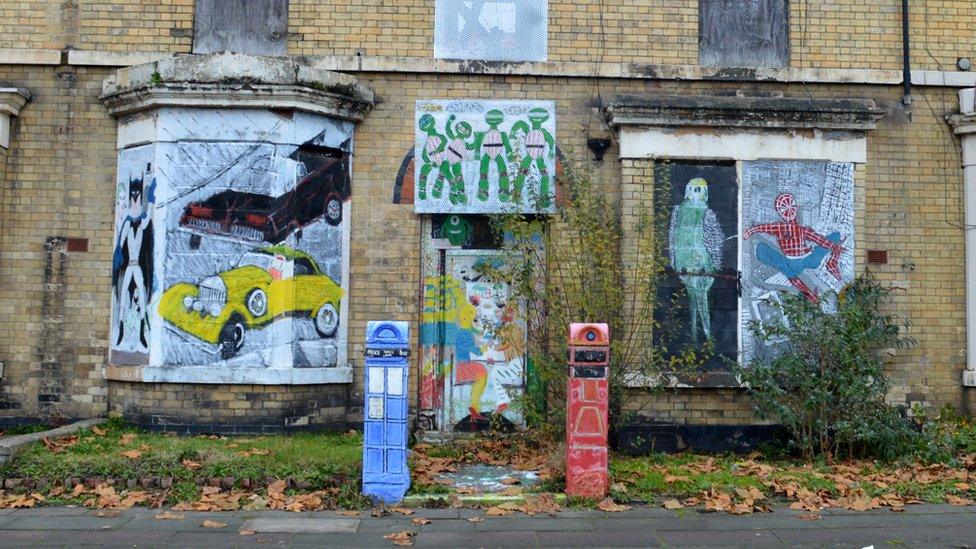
[740,160,855,362]
[109,108,354,383]
[415,99,556,214]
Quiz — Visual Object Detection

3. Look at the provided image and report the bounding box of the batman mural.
[111,160,155,363]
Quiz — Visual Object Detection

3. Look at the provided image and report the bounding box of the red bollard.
[565,323,610,499]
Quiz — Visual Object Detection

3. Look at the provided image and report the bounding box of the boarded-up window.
[193,0,289,56]
[434,0,548,62]
[655,162,739,372]
[699,0,789,68]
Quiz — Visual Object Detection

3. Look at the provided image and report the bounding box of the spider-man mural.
[743,193,845,302]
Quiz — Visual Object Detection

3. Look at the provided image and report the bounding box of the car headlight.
[183,296,194,310]
[209,303,223,317]
[192,301,204,312]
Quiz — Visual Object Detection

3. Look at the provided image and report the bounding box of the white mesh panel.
[434,0,548,62]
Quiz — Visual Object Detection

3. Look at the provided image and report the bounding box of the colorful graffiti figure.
[439,215,473,247]
[417,114,450,201]
[112,166,155,353]
[510,108,556,207]
[454,284,524,428]
[669,178,724,345]
[472,109,513,202]
[438,116,475,205]
[743,193,844,302]
[419,275,465,416]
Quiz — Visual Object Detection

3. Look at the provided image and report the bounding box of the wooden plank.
[699,0,789,68]
[192,0,288,56]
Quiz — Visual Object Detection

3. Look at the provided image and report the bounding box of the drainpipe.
[949,89,976,388]
[901,0,912,106]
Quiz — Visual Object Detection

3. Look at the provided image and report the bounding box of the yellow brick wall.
[0,65,117,419]
[0,62,968,424]
[3,1,974,71]
[0,0,194,52]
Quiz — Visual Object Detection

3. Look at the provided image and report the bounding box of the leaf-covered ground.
[3,420,976,520]
[611,452,976,518]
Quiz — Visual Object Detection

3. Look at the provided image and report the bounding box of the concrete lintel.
[605,93,886,132]
[99,53,374,121]
[618,126,868,163]
[10,48,976,90]
[101,82,373,121]
[67,49,170,67]
[315,55,904,85]
[0,48,61,65]
[912,69,976,88]
[106,365,353,385]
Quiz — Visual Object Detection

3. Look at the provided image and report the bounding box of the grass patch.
[612,454,765,504]
[0,418,362,491]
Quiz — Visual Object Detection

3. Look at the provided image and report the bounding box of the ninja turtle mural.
[414,99,556,214]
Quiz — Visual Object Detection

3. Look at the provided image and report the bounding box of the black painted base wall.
[615,422,787,455]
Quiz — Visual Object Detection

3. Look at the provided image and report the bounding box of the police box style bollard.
[362,321,410,504]
[565,323,610,499]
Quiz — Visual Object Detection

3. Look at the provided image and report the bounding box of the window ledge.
[106,365,353,385]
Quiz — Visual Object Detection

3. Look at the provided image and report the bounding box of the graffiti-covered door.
[440,250,527,432]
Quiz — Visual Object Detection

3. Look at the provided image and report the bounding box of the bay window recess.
[605,93,885,388]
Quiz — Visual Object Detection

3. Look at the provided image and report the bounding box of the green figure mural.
[472,109,513,202]
[417,114,451,201]
[510,108,556,207]
[668,178,724,346]
[435,116,475,205]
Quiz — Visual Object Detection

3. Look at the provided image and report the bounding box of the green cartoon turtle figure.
[417,114,452,201]
[510,108,556,207]
[435,115,475,205]
[472,109,513,202]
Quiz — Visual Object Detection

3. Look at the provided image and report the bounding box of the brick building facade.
[0,1,974,444]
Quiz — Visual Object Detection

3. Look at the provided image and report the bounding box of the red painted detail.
[189,205,214,218]
[245,213,269,228]
[66,237,88,252]
[867,249,888,264]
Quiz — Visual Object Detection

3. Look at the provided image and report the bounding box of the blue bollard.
[362,321,411,504]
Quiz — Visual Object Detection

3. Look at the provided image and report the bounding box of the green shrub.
[487,160,706,432]
[736,274,916,461]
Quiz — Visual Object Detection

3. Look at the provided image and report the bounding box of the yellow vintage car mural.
[159,245,343,359]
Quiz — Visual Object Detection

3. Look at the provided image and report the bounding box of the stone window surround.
[0,88,30,149]
[99,53,373,385]
[605,92,885,388]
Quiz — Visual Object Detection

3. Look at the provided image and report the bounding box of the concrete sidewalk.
[0,503,974,547]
